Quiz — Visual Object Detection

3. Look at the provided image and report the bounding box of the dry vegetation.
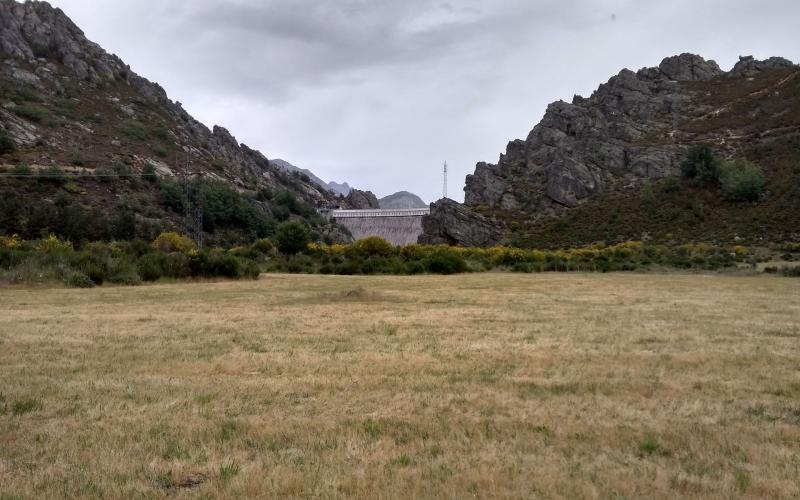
[1,273,799,499]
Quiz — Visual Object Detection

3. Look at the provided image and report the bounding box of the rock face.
[731,55,796,76]
[420,199,505,247]
[420,53,798,246]
[465,53,798,214]
[379,191,427,209]
[345,189,380,209]
[0,0,340,208]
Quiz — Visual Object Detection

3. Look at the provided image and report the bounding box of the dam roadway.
[326,208,430,246]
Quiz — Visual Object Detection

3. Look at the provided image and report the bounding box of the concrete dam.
[328,208,430,246]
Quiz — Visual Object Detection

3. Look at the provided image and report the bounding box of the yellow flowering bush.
[35,234,73,253]
[152,232,196,254]
[0,234,23,250]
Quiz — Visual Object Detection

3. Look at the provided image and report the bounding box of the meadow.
[1,273,799,499]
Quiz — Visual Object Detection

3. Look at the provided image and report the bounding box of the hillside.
[0,0,350,245]
[379,191,427,209]
[421,54,800,247]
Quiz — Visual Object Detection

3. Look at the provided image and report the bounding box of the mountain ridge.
[421,53,800,247]
[0,0,352,244]
[269,158,352,196]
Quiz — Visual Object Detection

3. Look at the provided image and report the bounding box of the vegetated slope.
[421,54,800,247]
[0,0,349,245]
[379,191,427,209]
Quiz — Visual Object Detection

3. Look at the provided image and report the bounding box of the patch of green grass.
[12,398,40,416]
[549,382,580,395]
[638,434,666,457]
[218,459,240,483]
[161,438,188,460]
[361,418,383,440]
[218,419,239,441]
[193,392,216,406]
[389,454,413,468]
[734,469,751,493]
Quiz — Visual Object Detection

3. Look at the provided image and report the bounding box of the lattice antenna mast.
[443,161,448,200]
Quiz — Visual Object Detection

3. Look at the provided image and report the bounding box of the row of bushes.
[3,233,796,286]
[272,238,751,275]
[0,234,260,287]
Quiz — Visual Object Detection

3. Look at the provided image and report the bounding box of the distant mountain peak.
[269,159,351,196]
[379,191,427,209]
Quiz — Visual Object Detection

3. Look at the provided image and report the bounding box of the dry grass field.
[1,273,799,499]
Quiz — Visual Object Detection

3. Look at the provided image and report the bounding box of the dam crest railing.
[324,208,430,219]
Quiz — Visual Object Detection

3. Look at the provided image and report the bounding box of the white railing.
[329,208,430,219]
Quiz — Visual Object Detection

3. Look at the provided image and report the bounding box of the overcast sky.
[51,0,799,203]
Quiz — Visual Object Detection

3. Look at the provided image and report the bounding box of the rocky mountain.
[270,158,351,196]
[422,54,800,247]
[378,191,426,209]
[0,0,350,244]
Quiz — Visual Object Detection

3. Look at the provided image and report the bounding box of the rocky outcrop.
[421,53,799,247]
[730,55,796,76]
[419,199,505,247]
[345,189,380,209]
[462,53,797,214]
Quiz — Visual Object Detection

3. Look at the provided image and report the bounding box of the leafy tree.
[720,159,764,202]
[681,145,721,186]
[275,221,310,255]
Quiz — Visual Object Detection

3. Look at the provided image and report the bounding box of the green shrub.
[38,165,66,186]
[719,159,764,202]
[353,237,394,257]
[64,271,96,288]
[0,129,15,154]
[241,259,261,279]
[681,145,720,186]
[252,239,274,255]
[120,121,148,140]
[781,266,800,277]
[425,250,468,275]
[275,221,310,255]
[660,175,680,194]
[212,254,241,278]
[13,104,48,123]
[137,253,165,282]
[142,164,158,183]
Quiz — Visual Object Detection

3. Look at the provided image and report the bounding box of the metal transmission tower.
[193,174,204,249]
[443,161,448,200]
[179,153,205,249]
